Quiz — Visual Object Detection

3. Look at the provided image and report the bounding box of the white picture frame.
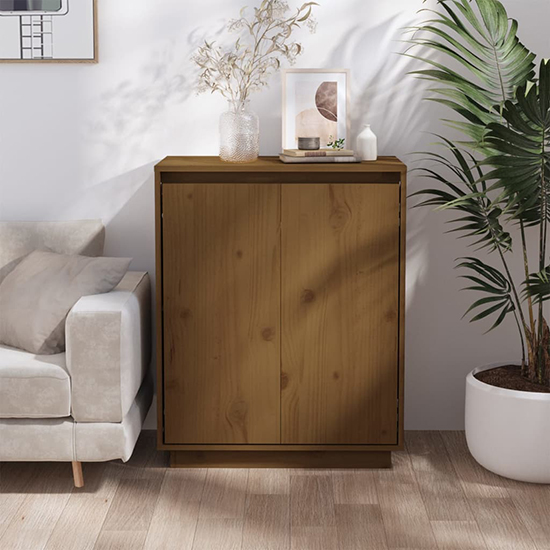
[0,0,97,63]
[282,68,350,151]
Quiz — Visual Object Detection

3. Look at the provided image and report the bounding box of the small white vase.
[357,124,377,161]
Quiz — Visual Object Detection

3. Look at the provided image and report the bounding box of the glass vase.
[219,101,259,163]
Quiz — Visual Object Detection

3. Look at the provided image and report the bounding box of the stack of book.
[279,149,360,163]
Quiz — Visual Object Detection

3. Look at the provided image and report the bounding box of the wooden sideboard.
[155,156,406,468]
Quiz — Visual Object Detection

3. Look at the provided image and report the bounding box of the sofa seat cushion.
[0,345,70,418]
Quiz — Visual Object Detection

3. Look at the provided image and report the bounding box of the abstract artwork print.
[282,69,349,150]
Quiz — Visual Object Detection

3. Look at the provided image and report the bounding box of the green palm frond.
[524,266,550,304]
[412,139,512,252]
[484,60,550,226]
[405,0,536,149]
[457,257,515,331]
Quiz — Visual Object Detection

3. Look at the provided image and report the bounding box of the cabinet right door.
[281,183,401,445]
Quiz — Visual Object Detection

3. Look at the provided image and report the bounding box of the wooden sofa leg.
[72,461,84,488]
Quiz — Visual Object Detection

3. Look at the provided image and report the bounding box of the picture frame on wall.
[0,0,97,63]
[282,68,350,150]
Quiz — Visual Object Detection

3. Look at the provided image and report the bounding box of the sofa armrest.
[66,271,151,422]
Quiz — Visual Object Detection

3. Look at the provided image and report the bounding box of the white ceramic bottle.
[357,124,378,161]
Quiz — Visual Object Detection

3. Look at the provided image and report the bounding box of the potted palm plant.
[407,0,550,483]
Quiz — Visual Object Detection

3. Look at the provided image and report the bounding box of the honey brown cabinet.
[155,157,406,467]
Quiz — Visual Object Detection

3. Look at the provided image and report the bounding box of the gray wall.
[0,0,548,429]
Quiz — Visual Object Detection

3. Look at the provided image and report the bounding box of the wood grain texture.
[0,463,74,550]
[155,168,165,451]
[93,531,147,550]
[162,443,398,451]
[332,471,378,504]
[45,495,112,550]
[0,462,38,540]
[155,156,406,174]
[281,183,400,445]
[43,462,123,550]
[468,498,537,550]
[156,158,406,456]
[170,451,390,469]
[377,480,438,549]
[397,171,407,448]
[290,527,339,550]
[2,432,548,550]
[430,521,487,550]
[247,469,290,495]
[198,469,249,519]
[376,451,438,549]
[441,431,509,499]
[406,431,473,521]
[143,469,207,550]
[162,183,280,445]
[192,519,244,550]
[335,504,388,549]
[101,477,164,532]
[242,495,290,550]
[290,475,335,527]
[506,483,550,550]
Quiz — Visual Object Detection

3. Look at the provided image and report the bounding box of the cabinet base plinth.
[170,450,392,469]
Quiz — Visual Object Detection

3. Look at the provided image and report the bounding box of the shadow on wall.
[325,14,434,152]
[84,42,193,179]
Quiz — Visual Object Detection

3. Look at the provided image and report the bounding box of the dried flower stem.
[193,1,318,110]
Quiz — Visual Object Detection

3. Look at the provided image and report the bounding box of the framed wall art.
[0,0,97,63]
[282,68,350,150]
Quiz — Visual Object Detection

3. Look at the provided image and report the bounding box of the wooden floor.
[1,431,549,550]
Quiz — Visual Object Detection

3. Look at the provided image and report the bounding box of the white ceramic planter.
[465,363,550,484]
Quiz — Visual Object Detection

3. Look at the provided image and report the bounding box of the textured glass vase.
[219,101,259,163]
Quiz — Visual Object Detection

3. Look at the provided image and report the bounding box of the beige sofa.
[0,220,153,487]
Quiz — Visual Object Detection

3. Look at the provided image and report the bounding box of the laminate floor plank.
[191,518,244,550]
[335,504,388,550]
[242,494,290,550]
[430,520,487,549]
[468,497,537,550]
[376,452,438,549]
[0,462,39,540]
[143,469,207,550]
[45,495,114,550]
[0,462,74,550]
[198,469,249,519]
[44,462,123,550]
[290,527,338,550]
[93,530,147,550]
[2,432,548,550]
[101,476,164,532]
[506,484,550,550]
[290,474,336,527]
[332,470,378,504]
[440,432,509,499]
[248,469,290,495]
[406,431,474,521]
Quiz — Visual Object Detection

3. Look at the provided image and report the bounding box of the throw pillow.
[0,250,131,355]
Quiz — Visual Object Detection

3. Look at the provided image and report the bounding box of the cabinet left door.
[162,183,281,444]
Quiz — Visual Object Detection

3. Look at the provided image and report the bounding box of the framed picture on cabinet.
[0,0,97,63]
[282,68,350,150]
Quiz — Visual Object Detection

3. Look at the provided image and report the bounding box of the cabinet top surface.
[155,156,406,173]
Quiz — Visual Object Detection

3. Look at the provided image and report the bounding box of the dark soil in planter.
[475,366,550,393]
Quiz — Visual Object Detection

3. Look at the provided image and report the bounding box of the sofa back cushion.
[0,220,105,285]
[0,251,131,355]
